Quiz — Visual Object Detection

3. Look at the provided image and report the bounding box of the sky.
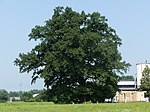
[1,0,150,91]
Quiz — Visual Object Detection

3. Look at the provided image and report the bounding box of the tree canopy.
[119,75,134,81]
[14,7,130,103]
[0,89,8,102]
[140,65,150,97]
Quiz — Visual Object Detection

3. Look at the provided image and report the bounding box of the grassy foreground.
[0,102,149,112]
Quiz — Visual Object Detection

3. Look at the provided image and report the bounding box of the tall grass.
[0,102,149,112]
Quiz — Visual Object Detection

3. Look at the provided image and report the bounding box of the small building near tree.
[9,97,21,102]
[114,62,150,102]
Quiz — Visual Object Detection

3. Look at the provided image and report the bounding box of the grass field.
[0,102,149,112]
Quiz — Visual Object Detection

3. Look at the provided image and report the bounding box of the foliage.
[9,91,22,97]
[14,7,130,103]
[140,65,150,97]
[9,89,45,102]
[119,75,134,81]
[0,89,9,102]
[20,89,45,102]
[20,92,32,102]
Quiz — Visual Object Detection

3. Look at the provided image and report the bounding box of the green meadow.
[0,102,149,112]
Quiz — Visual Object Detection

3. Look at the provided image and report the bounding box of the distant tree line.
[0,89,48,102]
[119,75,134,81]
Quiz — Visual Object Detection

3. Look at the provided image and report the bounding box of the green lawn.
[0,102,149,112]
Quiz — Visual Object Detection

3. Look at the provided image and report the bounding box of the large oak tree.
[14,7,130,103]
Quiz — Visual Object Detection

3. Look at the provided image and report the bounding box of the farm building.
[115,62,150,102]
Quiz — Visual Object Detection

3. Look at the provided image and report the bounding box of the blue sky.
[1,0,150,91]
